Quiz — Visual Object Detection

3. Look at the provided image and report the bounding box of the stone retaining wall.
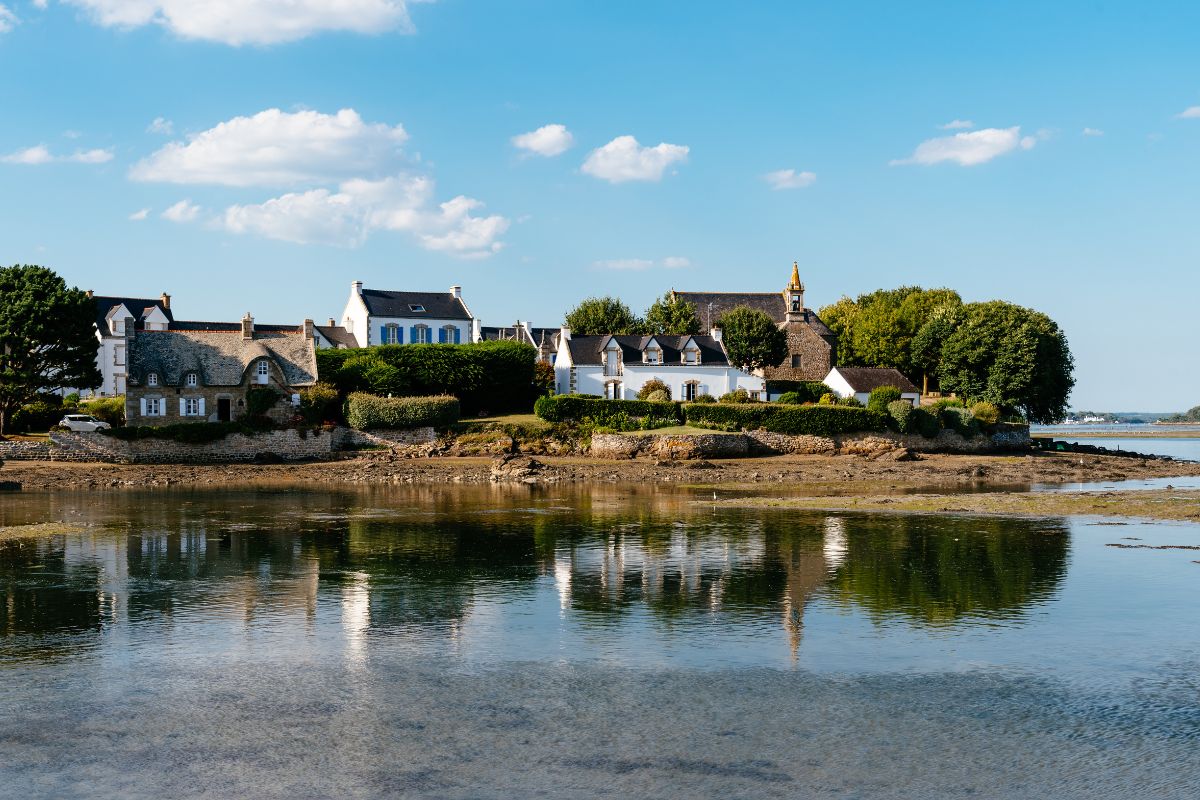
[334,427,436,449]
[0,440,53,461]
[592,425,1031,460]
[49,429,338,464]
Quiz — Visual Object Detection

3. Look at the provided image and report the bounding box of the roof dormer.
[106,304,132,335]
[143,306,170,331]
[642,336,663,364]
[680,336,701,365]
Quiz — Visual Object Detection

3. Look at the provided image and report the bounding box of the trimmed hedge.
[683,403,887,436]
[766,380,834,404]
[534,394,683,425]
[867,385,903,413]
[346,393,460,430]
[317,340,537,415]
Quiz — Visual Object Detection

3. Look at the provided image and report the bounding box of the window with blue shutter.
[396,326,403,344]
[438,327,447,343]
[410,325,417,343]
[454,327,461,344]
[380,325,387,344]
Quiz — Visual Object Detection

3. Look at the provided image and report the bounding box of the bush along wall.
[317,340,537,415]
[102,419,276,444]
[683,403,888,436]
[345,393,461,431]
[765,381,835,404]
[534,395,683,431]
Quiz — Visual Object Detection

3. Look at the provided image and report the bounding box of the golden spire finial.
[788,260,803,291]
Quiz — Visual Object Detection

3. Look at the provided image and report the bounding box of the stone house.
[124,314,318,426]
[554,327,765,400]
[671,262,837,382]
[824,366,920,407]
[88,292,174,396]
[340,280,477,347]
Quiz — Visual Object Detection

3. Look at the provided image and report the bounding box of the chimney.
[559,325,571,341]
[351,280,363,295]
[124,316,135,344]
[160,292,171,310]
[327,318,335,327]
[710,325,723,343]
[241,312,254,340]
[86,289,94,299]
[450,285,462,299]
[303,319,314,340]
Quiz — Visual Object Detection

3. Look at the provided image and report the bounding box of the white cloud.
[130,107,408,187]
[764,168,816,190]
[60,0,421,46]
[939,119,974,130]
[1082,127,1104,137]
[1,144,114,164]
[162,199,200,222]
[129,208,150,221]
[147,116,174,135]
[0,5,16,34]
[1176,106,1200,119]
[581,135,689,183]
[594,256,690,271]
[890,126,1035,167]
[511,123,573,157]
[220,174,509,257]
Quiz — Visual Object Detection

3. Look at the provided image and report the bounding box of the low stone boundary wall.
[334,427,436,449]
[0,440,53,461]
[591,425,1031,460]
[49,429,338,464]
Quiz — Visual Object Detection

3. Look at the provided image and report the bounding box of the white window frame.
[114,346,125,366]
[383,324,400,344]
[185,372,198,387]
[146,397,162,416]
[441,324,456,343]
[645,347,661,365]
[414,324,431,344]
[256,361,269,384]
[146,372,158,387]
[682,382,698,402]
[683,348,698,365]
[409,304,426,313]
[184,397,200,416]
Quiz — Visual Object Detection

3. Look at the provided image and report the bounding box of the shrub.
[887,399,916,433]
[346,393,461,430]
[818,393,838,406]
[940,406,981,438]
[970,401,1001,426]
[911,407,941,438]
[776,391,802,405]
[645,389,670,403]
[533,361,556,397]
[692,394,717,404]
[838,395,864,408]
[867,385,903,413]
[683,403,886,436]
[245,386,281,418]
[637,378,672,401]
[298,383,341,424]
[534,394,683,428]
[79,395,126,426]
[932,397,965,412]
[317,340,537,415]
[9,395,69,434]
[766,381,834,404]
[719,388,753,404]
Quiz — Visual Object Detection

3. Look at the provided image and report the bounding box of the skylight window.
[409,304,426,313]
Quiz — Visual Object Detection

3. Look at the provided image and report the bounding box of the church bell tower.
[784,261,805,320]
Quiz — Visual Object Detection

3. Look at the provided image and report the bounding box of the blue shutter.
[453,327,461,344]
[380,325,387,344]
[438,327,447,343]
[410,326,418,344]
[396,326,403,344]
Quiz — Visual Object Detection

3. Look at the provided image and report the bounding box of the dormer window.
[185,372,198,387]
[146,372,159,387]
[409,304,426,313]
[256,361,269,384]
[683,347,699,365]
[644,347,661,365]
[112,319,124,335]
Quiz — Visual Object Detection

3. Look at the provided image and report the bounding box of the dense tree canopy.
[0,265,101,436]
[935,300,1075,424]
[717,306,788,372]
[819,286,962,387]
[563,296,643,335]
[643,292,701,335]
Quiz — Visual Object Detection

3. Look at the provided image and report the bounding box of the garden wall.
[49,429,339,464]
[0,440,52,461]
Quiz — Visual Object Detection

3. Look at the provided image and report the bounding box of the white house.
[824,366,920,407]
[88,293,174,396]
[340,281,477,347]
[554,328,766,401]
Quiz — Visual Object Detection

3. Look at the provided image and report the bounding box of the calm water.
[1034,423,1200,461]
[2,486,1198,799]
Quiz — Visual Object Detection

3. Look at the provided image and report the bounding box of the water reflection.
[1,486,1070,666]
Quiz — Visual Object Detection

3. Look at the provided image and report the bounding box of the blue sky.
[2,1,1198,411]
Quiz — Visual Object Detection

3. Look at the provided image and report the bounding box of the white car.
[58,414,111,432]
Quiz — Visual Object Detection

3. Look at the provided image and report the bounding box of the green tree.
[643,292,701,335]
[717,306,788,372]
[563,296,643,335]
[936,300,1074,423]
[0,265,101,436]
[911,303,964,393]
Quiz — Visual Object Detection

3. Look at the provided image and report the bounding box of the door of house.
[217,398,231,422]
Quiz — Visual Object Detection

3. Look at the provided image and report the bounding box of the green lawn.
[454,413,546,430]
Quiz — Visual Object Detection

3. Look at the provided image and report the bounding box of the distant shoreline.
[1033,430,1200,439]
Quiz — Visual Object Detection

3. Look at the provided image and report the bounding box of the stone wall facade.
[763,321,835,383]
[334,427,437,449]
[49,429,337,464]
[591,432,751,460]
[126,384,299,428]
[0,440,53,461]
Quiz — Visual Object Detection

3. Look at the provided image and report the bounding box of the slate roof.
[93,295,174,332]
[479,325,533,344]
[314,324,357,348]
[671,291,835,337]
[565,334,729,366]
[128,328,318,388]
[831,367,919,394]
[359,289,471,320]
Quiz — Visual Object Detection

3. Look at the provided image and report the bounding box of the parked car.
[58,414,111,432]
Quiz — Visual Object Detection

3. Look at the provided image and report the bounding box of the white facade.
[340,281,475,347]
[93,303,170,397]
[554,330,765,401]
[824,367,920,407]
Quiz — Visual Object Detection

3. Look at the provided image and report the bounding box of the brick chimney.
[160,292,171,310]
[303,319,314,339]
[241,312,254,340]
